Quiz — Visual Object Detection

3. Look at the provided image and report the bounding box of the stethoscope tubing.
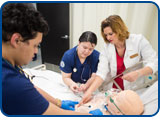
[73,50,91,82]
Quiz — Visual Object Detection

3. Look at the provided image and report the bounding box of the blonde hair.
[101,15,130,43]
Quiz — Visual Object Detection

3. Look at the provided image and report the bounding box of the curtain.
[70,3,158,53]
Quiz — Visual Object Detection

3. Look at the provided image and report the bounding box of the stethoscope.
[73,50,91,82]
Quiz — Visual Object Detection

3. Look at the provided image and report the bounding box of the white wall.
[70,3,158,53]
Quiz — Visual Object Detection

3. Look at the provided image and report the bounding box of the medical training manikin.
[75,89,144,115]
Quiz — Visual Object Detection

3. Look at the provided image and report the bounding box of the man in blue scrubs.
[2,3,102,115]
[60,31,99,93]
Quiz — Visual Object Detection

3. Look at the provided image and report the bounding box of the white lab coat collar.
[107,39,136,89]
[107,43,117,77]
[125,38,134,51]
[107,39,134,77]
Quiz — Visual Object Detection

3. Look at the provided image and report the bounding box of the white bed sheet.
[24,69,81,101]
[137,80,158,115]
[24,69,158,115]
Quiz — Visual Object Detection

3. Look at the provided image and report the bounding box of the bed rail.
[31,64,46,71]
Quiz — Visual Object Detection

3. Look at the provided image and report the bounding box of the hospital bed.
[24,64,158,115]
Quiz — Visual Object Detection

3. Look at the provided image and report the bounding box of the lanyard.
[2,58,33,82]
[73,50,91,82]
[17,66,34,82]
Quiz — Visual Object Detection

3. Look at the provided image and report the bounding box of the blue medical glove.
[61,100,79,111]
[89,109,103,115]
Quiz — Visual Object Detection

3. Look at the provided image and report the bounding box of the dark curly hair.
[2,3,49,42]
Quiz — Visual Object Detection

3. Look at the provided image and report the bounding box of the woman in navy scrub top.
[60,31,100,93]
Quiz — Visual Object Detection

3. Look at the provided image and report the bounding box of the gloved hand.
[89,109,103,115]
[61,100,79,111]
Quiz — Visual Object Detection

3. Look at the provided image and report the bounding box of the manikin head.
[106,90,144,115]
[76,90,144,115]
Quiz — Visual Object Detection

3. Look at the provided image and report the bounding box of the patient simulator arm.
[79,73,96,92]
[61,71,79,92]
[79,75,104,105]
[35,86,59,106]
[35,85,79,111]
[43,102,91,115]
[43,102,103,115]
[122,66,153,82]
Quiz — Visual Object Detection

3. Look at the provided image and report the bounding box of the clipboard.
[104,61,143,91]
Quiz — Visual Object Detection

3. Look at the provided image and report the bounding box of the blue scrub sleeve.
[3,75,49,115]
[60,53,73,73]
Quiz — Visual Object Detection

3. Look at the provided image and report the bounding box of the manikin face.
[106,92,124,115]
[105,90,144,115]
[17,32,42,66]
[103,27,119,45]
[76,90,144,115]
[77,42,95,59]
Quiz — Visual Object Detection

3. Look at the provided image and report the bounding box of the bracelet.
[55,98,62,107]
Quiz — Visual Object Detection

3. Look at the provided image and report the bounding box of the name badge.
[130,53,138,59]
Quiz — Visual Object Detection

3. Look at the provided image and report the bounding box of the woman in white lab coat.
[79,15,158,104]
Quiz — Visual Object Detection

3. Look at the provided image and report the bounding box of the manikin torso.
[75,90,144,115]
